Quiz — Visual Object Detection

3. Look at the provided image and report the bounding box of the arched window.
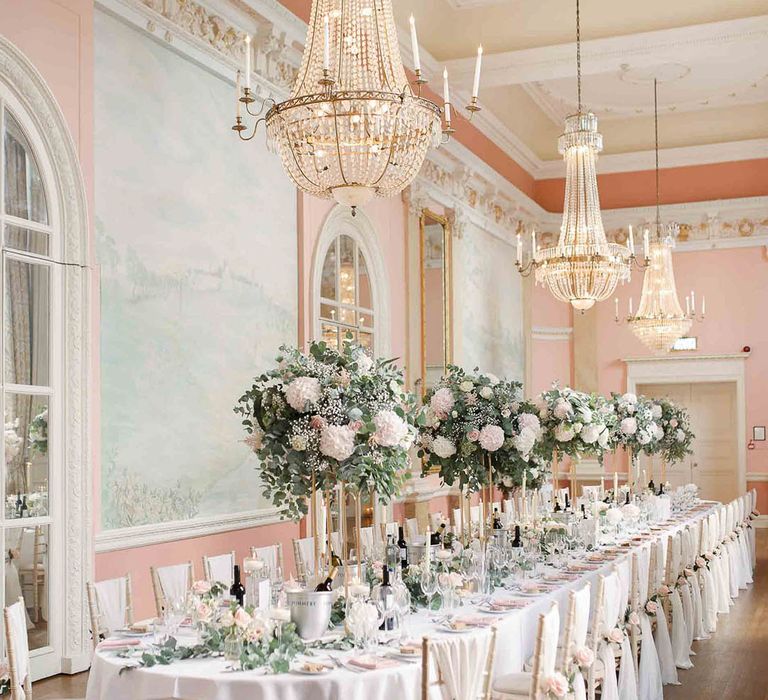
[313,207,389,357]
[318,233,375,351]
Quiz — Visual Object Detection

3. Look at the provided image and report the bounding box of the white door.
[638,381,739,502]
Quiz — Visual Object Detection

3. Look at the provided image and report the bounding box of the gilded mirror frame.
[419,209,453,399]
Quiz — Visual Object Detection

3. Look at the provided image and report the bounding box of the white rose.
[319,424,356,461]
[572,422,583,435]
[459,380,474,393]
[620,417,638,435]
[622,393,637,404]
[652,423,664,441]
[651,404,662,419]
[432,436,457,459]
[676,429,685,442]
[284,376,322,412]
[534,397,550,419]
[479,386,494,400]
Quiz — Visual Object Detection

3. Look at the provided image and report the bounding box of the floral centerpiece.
[656,398,694,464]
[28,408,48,455]
[610,393,663,458]
[234,340,417,520]
[418,366,544,490]
[535,385,613,461]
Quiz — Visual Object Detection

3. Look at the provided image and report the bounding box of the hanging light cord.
[654,77,661,230]
[576,0,582,113]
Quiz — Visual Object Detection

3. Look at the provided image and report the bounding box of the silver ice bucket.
[287,590,335,640]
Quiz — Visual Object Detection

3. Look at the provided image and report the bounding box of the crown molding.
[532,326,573,341]
[536,139,768,179]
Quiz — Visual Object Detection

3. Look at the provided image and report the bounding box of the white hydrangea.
[555,424,575,442]
[431,436,457,459]
[513,426,537,457]
[622,393,638,405]
[372,410,409,447]
[284,376,322,412]
[580,423,601,444]
[620,417,638,435]
[518,413,541,434]
[319,424,356,461]
[553,399,573,420]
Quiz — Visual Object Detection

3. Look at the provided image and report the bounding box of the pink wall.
[530,283,573,396]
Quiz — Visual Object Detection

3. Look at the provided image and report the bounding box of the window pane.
[321,323,339,350]
[320,303,338,322]
[338,307,356,326]
[358,312,373,330]
[358,250,372,310]
[339,235,355,305]
[320,242,337,301]
[5,524,49,650]
[4,394,49,519]
[4,111,49,225]
[4,224,49,256]
[359,332,373,350]
[4,259,50,386]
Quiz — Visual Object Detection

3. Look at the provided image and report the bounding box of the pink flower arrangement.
[645,600,658,615]
[543,672,569,697]
[234,607,252,629]
[192,580,212,595]
[573,646,594,668]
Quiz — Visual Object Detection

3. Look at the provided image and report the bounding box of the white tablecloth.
[86,503,717,700]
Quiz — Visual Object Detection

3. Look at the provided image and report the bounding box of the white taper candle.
[244,35,251,89]
[628,224,634,252]
[516,232,522,265]
[409,15,421,72]
[236,70,242,119]
[442,68,451,124]
[323,15,330,71]
[472,45,483,99]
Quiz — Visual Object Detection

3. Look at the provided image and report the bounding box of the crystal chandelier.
[516,0,639,310]
[231,1,483,211]
[616,80,704,353]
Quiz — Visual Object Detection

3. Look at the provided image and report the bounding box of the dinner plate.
[292,664,333,675]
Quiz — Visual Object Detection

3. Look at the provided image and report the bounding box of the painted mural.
[458,224,524,382]
[95,11,297,529]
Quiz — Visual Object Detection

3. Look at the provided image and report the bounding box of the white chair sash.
[670,588,693,670]
[94,577,128,633]
[205,553,234,586]
[156,563,190,607]
[430,630,492,700]
[637,611,663,700]
[251,545,280,577]
[570,584,591,700]
[653,599,679,685]
[598,573,622,700]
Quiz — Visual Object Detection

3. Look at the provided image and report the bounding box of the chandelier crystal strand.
[263,0,442,208]
[521,0,632,310]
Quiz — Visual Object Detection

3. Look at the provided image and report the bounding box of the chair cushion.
[493,672,532,696]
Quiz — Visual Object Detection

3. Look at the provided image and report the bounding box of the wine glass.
[420,566,438,613]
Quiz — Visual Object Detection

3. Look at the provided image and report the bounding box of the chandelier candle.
[244,35,251,90]
[443,68,451,126]
[472,46,483,99]
[409,15,421,72]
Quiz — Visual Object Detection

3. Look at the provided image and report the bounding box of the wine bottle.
[648,479,656,492]
[429,528,440,546]
[657,482,665,496]
[492,508,502,529]
[20,496,28,518]
[625,490,631,505]
[230,565,246,606]
[438,522,447,544]
[554,498,562,513]
[15,493,22,518]
[329,548,343,568]
[581,503,587,519]
[378,564,394,631]
[564,493,571,511]
[397,525,408,571]
[385,535,399,572]
[314,565,338,592]
[511,524,522,548]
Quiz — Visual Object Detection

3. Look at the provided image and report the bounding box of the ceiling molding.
[444,15,768,89]
[535,139,768,179]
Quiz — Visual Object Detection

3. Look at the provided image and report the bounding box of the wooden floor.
[34,530,768,700]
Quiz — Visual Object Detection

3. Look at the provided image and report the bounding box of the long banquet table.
[86,502,718,700]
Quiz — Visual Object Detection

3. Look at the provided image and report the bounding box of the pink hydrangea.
[372,410,409,447]
[319,424,356,461]
[478,425,505,452]
[620,417,638,435]
[430,387,455,419]
[284,376,322,412]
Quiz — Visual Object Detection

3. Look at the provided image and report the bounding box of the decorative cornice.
[623,352,750,364]
[95,508,286,552]
[746,473,768,483]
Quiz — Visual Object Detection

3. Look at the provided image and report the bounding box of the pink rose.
[310,415,327,430]
[467,429,480,442]
[684,568,694,578]
[234,607,252,629]
[543,673,569,697]
[645,600,658,615]
[192,580,212,595]
[195,602,212,621]
[573,646,594,668]
[608,628,624,644]
[696,557,706,568]
[628,611,640,626]
[348,419,363,433]
[657,584,671,596]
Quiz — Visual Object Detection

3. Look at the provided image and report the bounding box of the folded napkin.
[455,615,493,627]
[348,655,401,670]
[98,638,144,650]
[491,598,525,608]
